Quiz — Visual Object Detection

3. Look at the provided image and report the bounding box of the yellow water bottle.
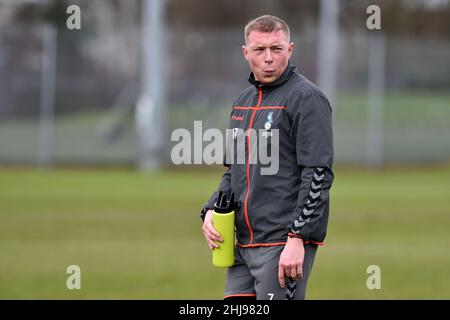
[212,191,236,268]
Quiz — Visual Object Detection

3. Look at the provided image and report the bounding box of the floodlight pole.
[136,0,167,171]
[317,0,339,104]
[38,23,57,168]
[367,32,386,168]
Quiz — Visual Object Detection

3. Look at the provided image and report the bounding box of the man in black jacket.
[201,15,334,300]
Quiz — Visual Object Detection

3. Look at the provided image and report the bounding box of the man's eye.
[273,47,282,52]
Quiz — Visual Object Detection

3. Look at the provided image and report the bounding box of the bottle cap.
[213,191,237,213]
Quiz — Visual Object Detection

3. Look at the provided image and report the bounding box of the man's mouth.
[263,70,275,75]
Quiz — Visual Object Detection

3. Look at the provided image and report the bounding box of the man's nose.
[264,49,273,64]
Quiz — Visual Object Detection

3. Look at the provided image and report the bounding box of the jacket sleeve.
[200,100,238,222]
[288,90,334,241]
[199,166,231,222]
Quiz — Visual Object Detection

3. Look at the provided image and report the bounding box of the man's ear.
[242,45,249,61]
[288,42,294,58]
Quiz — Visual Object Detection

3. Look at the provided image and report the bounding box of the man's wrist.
[200,206,213,222]
[286,236,304,249]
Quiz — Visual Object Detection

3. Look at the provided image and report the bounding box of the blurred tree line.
[6,0,450,36]
[0,0,449,118]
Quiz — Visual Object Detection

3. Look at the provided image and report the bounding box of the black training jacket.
[201,64,334,247]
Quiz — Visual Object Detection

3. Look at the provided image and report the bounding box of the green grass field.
[0,165,449,299]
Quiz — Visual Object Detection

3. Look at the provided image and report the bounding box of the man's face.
[242,29,294,84]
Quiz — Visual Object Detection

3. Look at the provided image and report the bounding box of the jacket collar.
[248,63,296,89]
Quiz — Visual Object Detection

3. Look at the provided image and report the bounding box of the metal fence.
[1,15,449,167]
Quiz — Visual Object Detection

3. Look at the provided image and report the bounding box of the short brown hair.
[244,15,290,44]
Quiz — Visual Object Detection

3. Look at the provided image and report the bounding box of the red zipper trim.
[236,241,324,247]
[237,241,287,248]
[233,106,287,110]
[243,87,263,243]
